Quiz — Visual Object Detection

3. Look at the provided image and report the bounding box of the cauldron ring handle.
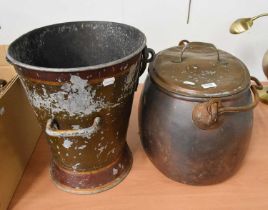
[192,76,263,130]
[45,117,101,137]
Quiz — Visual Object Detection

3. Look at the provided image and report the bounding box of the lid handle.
[178,41,220,63]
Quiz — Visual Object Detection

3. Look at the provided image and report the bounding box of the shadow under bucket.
[7,21,154,194]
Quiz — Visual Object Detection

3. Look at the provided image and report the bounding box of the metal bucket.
[7,21,154,194]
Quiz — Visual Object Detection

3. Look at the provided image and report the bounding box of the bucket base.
[50,146,133,194]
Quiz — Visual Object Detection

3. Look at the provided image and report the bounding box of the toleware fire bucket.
[7,21,154,194]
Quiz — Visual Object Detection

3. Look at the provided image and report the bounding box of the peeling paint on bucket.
[7,21,153,194]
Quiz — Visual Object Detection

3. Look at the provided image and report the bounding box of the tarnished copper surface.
[139,41,260,185]
[139,78,253,185]
[192,77,262,130]
[149,42,251,98]
[192,100,219,130]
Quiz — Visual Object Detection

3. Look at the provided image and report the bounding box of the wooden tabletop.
[9,86,268,210]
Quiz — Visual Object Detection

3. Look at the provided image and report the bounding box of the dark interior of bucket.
[8,22,145,69]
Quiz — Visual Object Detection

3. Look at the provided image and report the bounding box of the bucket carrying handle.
[45,117,101,137]
[192,76,263,130]
[139,46,155,76]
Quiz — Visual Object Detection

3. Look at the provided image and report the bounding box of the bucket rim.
[6,21,147,72]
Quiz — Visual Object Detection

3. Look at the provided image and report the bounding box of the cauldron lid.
[149,41,251,98]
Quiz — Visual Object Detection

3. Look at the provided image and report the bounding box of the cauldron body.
[7,21,153,194]
[138,41,262,185]
[139,78,253,185]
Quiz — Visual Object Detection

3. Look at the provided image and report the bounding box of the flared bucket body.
[7,21,150,194]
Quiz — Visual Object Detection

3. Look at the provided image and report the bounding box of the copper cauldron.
[139,41,262,185]
[7,21,154,194]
